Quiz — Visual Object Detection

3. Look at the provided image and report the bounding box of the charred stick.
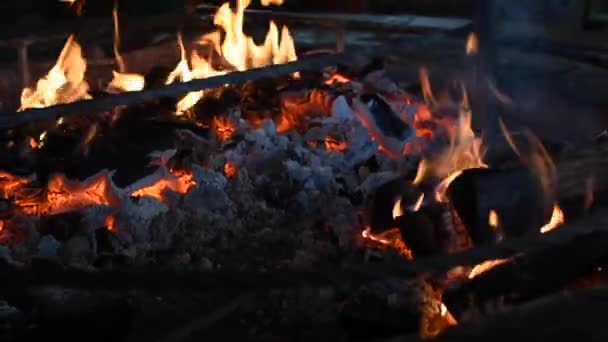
[0,53,348,129]
[443,229,608,320]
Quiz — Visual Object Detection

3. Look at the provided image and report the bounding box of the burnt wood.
[0,53,349,129]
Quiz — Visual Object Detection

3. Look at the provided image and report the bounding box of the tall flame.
[20,35,90,110]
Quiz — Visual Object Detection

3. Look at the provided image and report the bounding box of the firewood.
[386,286,608,342]
[0,53,349,129]
[443,229,608,321]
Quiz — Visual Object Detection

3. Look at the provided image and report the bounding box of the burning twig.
[0,53,349,129]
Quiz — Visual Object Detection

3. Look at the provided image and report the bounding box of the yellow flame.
[466,32,479,55]
[112,0,125,73]
[411,193,425,212]
[20,35,90,111]
[540,204,565,233]
[468,258,510,279]
[392,197,404,219]
[413,159,428,185]
[488,209,499,229]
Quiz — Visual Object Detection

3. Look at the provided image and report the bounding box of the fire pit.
[1,1,608,341]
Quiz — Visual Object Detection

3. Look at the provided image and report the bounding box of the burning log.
[442,227,608,321]
[0,53,349,129]
[425,286,608,342]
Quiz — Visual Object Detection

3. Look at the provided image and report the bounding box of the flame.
[361,227,413,260]
[107,71,145,93]
[392,197,403,219]
[29,137,41,150]
[224,162,238,178]
[131,169,195,202]
[468,258,510,279]
[105,214,116,232]
[466,32,479,55]
[0,172,32,199]
[325,136,348,152]
[540,204,565,233]
[213,0,297,72]
[112,0,125,73]
[488,209,499,229]
[20,35,90,110]
[413,159,428,185]
[324,73,352,85]
[411,193,425,212]
[261,0,284,5]
[419,67,436,106]
[213,115,238,141]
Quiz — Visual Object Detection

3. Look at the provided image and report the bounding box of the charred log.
[443,229,608,321]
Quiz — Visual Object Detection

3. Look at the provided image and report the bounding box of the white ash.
[114,196,169,245]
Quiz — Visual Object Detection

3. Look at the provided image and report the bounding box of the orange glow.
[411,193,425,212]
[131,169,195,202]
[20,35,90,110]
[324,73,352,85]
[466,32,479,55]
[325,136,348,152]
[29,137,41,149]
[213,116,238,141]
[488,209,499,229]
[105,214,117,233]
[361,227,413,260]
[468,258,510,279]
[0,172,32,199]
[540,204,565,233]
[392,197,403,219]
[224,162,238,178]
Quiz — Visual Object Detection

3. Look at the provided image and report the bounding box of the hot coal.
[447,168,552,246]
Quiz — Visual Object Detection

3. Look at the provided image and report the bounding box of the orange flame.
[540,204,565,233]
[361,227,413,260]
[131,169,195,202]
[466,32,479,55]
[105,214,117,233]
[224,162,238,178]
[20,35,90,110]
[468,258,510,279]
[488,209,499,229]
[325,136,348,152]
[392,197,403,219]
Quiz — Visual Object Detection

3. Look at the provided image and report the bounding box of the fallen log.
[443,229,608,321]
[388,285,608,342]
[0,53,348,129]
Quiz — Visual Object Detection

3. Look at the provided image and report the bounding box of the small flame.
[20,35,90,110]
[105,214,116,233]
[213,116,238,141]
[466,32,479,55]
[324,73,352,85]
[413,159,428,185]
[112,0,125,73]
[361,227,413,260]
[325,136,348,152]
[131,169,195,202]
[410,193,425,212]
[224,162,238,178]
[540,204,565,233]
[392,197,403,219]
[419,67,436,106]
[488,209,499,229]
[468,258,510,279]
[29,137,41,150]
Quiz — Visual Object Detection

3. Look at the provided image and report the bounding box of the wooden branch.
[0,53,347,129]
[387,285,608,342]
[443,229,608,320]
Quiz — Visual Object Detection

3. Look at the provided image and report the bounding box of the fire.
[0,172,32,199]
[29,137,41,150]
[361,227,413,260]
[213,115,238,141]
[411,193,425,212]
[488,209,499,229]
[468,258,510,279]
[213,0,297,71]
[324,73,352,85]
[105,214,117,233]
[20,35,90,110]
[392,197,403,219]
[131,169,195,202]
[466,32,479,55]
[224,162,238,178]
[419,67,436,106]
[325,136,348,152]
[540,204,565,233]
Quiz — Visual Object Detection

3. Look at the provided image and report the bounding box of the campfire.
[1,1,608,341]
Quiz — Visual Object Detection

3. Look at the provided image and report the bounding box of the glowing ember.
[0,172,32,199]
[224,162,238,178]
[213,116,238,141]
[131,170,195,202]
[324,73,352,85]
[20,35,90,110]
[392,197,403,219]
[488,209,499,229]
[325,136,348,152]
[540,204,565,233]
[29,137,41,150]
[105,214,117,233]
[466,32,479,55]
[468,258,510,279]
[361,227,413,260]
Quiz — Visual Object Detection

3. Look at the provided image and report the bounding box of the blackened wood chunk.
[369,177,420,233]
[360,94,412,140]
[447,168,551,246]
[395,211,440,258]
[38,212,83,242]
